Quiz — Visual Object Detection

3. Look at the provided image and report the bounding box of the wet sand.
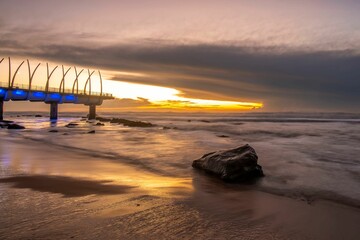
[1,137,360,239]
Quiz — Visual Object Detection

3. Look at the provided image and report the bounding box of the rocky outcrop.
[110,118,154,127]
[192,144,264,182]
[95,117,112,122]
[7,123,25,129]
[217,135,230,138]
[0,120,13,128]
[65,123,79,128]
[96,117,154,127]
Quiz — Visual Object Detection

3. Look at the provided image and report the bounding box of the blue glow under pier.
[0,57,115,121]
[0,86,113,120]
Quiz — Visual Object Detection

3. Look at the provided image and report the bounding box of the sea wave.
[1,111,360,208]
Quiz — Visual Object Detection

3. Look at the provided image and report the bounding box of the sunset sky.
[0,0,359,112]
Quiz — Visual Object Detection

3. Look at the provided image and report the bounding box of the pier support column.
[88,105,96,120]
[0,100,3,121]
[50,102,58,120]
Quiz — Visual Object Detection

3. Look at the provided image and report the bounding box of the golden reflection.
[4,146,193,198]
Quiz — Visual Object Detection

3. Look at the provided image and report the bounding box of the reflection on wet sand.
[0,175,135,197]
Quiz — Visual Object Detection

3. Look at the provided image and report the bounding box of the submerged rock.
[96,117,154,127]
[95,122,105,126]
[0,121,14,129]
[217,135,230,138]
[0,120,13,124]
[192,144,264,182]
[7,124,25,129]
[49,129,58,133]
[96,117,112,122]
[87,130,95,134]
[110,118,154,127]
[65,123,79,128]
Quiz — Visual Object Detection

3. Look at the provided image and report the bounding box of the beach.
[1,112,360,239]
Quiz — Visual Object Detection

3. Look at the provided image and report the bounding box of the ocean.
[1,111,359,208]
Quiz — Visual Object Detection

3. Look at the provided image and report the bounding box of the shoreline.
[1,133,360,239]
[3,128,360,210]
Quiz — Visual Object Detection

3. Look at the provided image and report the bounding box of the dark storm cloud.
[1,31,359,111]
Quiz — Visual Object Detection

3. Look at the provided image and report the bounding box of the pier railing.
[0,57,115,98]
[0,57,115,121]
[0,82,113,97]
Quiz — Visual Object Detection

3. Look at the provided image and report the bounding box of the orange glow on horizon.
[103,79,263,111]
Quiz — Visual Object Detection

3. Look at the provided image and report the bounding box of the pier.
[0,57,114,121]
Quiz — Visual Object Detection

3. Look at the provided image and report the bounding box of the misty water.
[1,112,360,208]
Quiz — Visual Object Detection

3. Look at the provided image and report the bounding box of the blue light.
[0,88,4,94]
[33,92,45,98]
[65,94,75,101]
[14,90,25,95]
[49,93,61,100]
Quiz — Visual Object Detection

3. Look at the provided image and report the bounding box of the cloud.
[1,25,359,111]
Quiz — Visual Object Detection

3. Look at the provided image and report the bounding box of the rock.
[217,135,230,138]
[0,121,13,128]
[96,117,154,127]
[192,144,264,182]
[200,120,210,123]
[49,130,58,133]
[35,115,42,117]
[87,130,95,134]
[65,123,79,128]
[162,126,171,130]
[110,118,154,127]
[63,133,69,135]
[7,124,25,129]
[95,122,104,126]
[96,117,112,122]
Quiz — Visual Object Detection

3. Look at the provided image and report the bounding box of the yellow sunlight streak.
[103,80,263,111]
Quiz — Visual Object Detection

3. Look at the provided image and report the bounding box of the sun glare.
[103,79,263,111]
